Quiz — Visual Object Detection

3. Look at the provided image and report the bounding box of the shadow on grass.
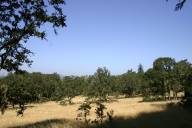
[8,105,36,110]
[95,103,192,128]
[8,118,82,128]
[8,103,192,128]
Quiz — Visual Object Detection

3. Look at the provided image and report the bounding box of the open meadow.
[1,1,192,128]
[1,97,192,128]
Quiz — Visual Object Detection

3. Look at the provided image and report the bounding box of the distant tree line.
[0,57,192,114]
[1,0,191,119]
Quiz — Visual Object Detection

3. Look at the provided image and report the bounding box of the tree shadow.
[8,118,82,128]
[7,103,192,128]
[99,103,192,128]
[7,105,35,110]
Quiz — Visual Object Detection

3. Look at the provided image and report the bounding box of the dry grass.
[0,96,189,128]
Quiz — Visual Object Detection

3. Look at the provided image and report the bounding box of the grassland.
[0,97,192,128]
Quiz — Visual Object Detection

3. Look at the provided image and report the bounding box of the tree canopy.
[0,0,66,72]
[0,57,192,115]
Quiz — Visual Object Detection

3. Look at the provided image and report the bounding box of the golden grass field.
[0,97,192,128]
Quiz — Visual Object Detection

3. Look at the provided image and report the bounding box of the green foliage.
[175,0,187,10]
[77,100,114,128]
[0,72,63,114]
[0,0,66,72]
[87,67,111,101]
[0,84,8,114]
[143,95,165,102]
[121,70,142,97]
[166,0,187,11]
[152,57,176,97]
[138,64,144,74]
[59,76,83,104]
[173,60,192,101]
[0,58,192,115]
[183,68,192,104]
[77,101,92,126]
[94,101,107,127]
[145,68,165,96]
[0,0,66,114]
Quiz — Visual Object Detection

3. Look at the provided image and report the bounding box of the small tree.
[94,101,107,127]
[77,101,92,126]
[77,67,114,127]
[87,67,111,101]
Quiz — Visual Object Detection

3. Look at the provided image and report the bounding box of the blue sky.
[23,0,192,76]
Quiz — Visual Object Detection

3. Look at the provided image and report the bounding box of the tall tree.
[89,67,111,101]
[121,71,139,97]
[174,60,192,102]
[0,0,66,72]
[172,60,191,99]
[138,64,144,74]
[145,68,163,96]
[0,0,66,114]
[153,57,176,98]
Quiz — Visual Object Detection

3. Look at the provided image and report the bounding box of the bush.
[143,95,165,102]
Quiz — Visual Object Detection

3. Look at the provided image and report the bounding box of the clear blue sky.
[24,0,192,76]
